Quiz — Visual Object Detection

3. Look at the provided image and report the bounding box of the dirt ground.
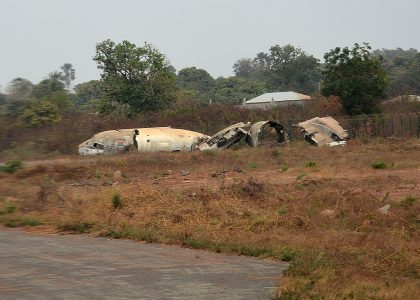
[1,138,419,299]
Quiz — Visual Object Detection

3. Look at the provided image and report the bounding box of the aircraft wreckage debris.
[296,117,349,147]
[78,117,348,155]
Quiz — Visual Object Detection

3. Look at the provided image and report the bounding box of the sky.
[1,0,419,90]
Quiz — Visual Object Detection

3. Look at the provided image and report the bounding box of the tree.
[321,43,388,115]
[176,67,215,93]
[373,48,420,96]
[41,91,74,112]
[60,63,76,91]
[6,78,34,99]
[74,80,103,105]
[232,45,321,94]
[20,101,61,127]
[233,58,255,78]
[31,78,65,99]
[210,77,267,104]
[265,44,321,93]
[93,39,176,115]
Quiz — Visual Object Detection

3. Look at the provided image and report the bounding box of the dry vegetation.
[1,138,419,299]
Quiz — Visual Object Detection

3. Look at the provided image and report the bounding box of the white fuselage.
[78,127,209,155]
[135,127,209,152]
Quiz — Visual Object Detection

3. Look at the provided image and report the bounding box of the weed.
[105,226,159,243]
[94,169,102,179]
[280,246,295,262]
[5,217,42,227]
[57,221,95,233]
[399,196,416,208]
[271,149,280,157]
[296,173,307,181]
[247,162,258,169]
[0,203,16,215]
[0,160,23,174]
[232,178,267,198]
[371,161,388,169]
[112,192,122,209]
[278,207,288,215]
[280,165,289,172]
[305,161,316,168]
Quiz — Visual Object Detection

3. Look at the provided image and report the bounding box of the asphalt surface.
[0,229,287,299]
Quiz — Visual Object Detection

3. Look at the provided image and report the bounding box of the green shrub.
[0,203,16,215]
[296,173,307,181]
[271,149,280,157]
[278,207,288,215]
[280,246,295,262]
[5,217,42,227]
[57,221,95,233]
[0,160,23,174]
[399,196,416,208]
[247,162,258,169]
[371,161,387,169]
[305,161,316,168]
[112,192,122,209]
[280,165,289,172]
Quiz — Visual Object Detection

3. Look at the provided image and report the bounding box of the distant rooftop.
[245,92,310,104]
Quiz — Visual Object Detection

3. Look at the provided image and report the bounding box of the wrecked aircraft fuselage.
[78,129,136,156]
[78,120,290,156]
[78,127,209,156]
[246,121,288,147]
[297,117,349,147]
[197,122,251,151]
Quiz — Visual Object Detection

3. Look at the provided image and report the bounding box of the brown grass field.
[1,138,419,299]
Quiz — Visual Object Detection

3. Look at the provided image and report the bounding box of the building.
[242,91,311,109]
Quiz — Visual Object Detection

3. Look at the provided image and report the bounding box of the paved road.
[0,230,287,299]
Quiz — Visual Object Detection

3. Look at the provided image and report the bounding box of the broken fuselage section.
[78,121,289,156]
[78,127,209,156]
[297,117,349,147]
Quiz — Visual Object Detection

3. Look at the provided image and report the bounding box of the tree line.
[0,40,419,126]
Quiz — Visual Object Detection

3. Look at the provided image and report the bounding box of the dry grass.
[1,139,419,299]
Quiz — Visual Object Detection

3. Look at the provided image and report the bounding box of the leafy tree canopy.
[93,39,176,116]
[321,43,389,115]
[6,78,34,99]
[176,67,215,94]
[211,77,267,104]
[41,91,74,112]
[31,78,65,99]
[74,80,103,105]
[20,101,61,127]
[60,63,76,91]
[373,48,420,96]
[233,44,321,94]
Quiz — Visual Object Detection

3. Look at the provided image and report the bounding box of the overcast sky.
[1,0,419,90]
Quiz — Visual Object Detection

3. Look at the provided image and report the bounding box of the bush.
[278,207,288,215]
[296,173,307,181]
[305,161,316,168]
[280,165,289,172]
[0,203,16,214]
[57,221,95,233]
[399,196,416,208]
[5,217,42,227]
[112,192,122,209]
[371,161,387,169]
[247,162,258,169]
[0,160,23,173]
[280,246,295,262]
